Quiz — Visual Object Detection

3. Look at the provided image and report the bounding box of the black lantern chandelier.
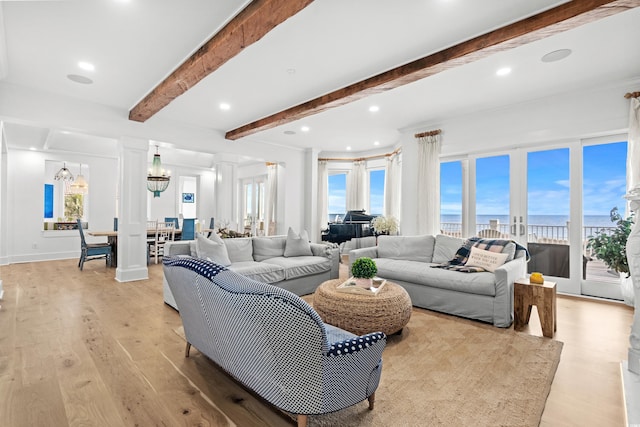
[147,146,170,197]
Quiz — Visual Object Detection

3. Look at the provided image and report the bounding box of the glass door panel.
[582,140,628,299]
[475,155,510,238]
[242,177,265,236]
[440,161,463,237]
[526,148,570,278]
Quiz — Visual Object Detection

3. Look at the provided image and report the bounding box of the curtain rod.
[318,147,401,162]
[414,129,442,138]
[624,92,640,99]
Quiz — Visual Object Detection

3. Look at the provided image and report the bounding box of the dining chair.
[149,221,175,264]
[181,218,196,240]
[77,219,112,271]
[206,217,215,238]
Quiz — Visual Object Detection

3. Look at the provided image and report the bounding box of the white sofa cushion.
[262,256,331,280]
[377,235,435,263]
[432,234,464,264]
[253,236,286,261]
[465,246,509,272]
[223,237,254,262]
[373,258,496,296]
[196,233,231,266]
[229,261,285,283]
[284,227,313,257]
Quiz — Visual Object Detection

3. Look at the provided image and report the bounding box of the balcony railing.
[440,222,616,244]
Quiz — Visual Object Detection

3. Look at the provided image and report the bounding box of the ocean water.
[441,214,616,228]
[328,213,618,228]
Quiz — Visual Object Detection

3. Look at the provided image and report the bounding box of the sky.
[328,170,385,218]
[441,141,628,219]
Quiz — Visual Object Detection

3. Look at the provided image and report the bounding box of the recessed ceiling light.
[284,130,296,135]
[301,126,310,132]
[496,67,511,77]
[67,74,93,84]
[373,141,380,146]
[29,147,37,151]
[78,61,95,72]
[346,146,352,151]
[541,49,572,63]
[369,105,380,113]
[286,68,296,74]
[219,103,230,111]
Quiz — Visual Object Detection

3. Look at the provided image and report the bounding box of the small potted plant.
[371,215,399,235]
[588,207,632,275]
[587,207,634,305]
[351,257,378,288]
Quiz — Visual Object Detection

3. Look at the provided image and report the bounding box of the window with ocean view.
[369,169,384,216]
[583,140,628,283]
[328,172,347,223]
[440,161,462,236]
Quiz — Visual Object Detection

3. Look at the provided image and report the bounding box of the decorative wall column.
[626,197,640,374]
[115,137,149,283]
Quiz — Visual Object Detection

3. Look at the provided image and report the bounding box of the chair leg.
[368,392,375,410]
[185,342,191,358]
[297,414,308,427]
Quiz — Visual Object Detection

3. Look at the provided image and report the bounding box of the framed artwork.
[182,193,195,203]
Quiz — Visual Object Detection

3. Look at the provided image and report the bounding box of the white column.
[0,122,7,267]
[214,162,237,231]
[626,198,640,374]
[115,137,149,282]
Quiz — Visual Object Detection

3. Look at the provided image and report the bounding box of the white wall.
[6,148,118,263]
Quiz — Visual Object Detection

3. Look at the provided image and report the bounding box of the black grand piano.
[321,210,374,245]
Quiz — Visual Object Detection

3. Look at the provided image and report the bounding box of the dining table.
[87,228,183,267]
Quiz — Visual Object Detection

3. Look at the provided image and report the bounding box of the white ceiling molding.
[0,4,8,80]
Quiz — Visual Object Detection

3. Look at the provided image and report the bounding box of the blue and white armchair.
[163,256,386,427]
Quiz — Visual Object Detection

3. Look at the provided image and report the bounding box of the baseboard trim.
[621,361,640,426]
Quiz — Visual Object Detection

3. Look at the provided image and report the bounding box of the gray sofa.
[349,234,527,327]
[163,256,386,427]
[163,234,340,309]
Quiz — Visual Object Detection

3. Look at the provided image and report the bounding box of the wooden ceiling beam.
[226,0,640,140]
[128,0,315,123]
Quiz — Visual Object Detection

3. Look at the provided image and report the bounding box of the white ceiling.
[1,0,639,158]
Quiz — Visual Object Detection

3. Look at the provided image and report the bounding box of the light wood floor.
[0,258,634,426]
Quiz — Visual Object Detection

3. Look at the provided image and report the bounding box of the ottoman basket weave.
[313,279,412,335]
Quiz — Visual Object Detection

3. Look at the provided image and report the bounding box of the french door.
[466,136,627,299]
[241,176,265,236]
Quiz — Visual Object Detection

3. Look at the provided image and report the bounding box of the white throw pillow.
[284,227,313,257]
[196,233,231,266]
[464,246,509,272]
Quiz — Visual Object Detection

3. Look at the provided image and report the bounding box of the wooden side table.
[514,278,557,338]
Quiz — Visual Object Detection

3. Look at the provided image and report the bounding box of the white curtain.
[264,163,277,236]
[384,152,402,220]
[347,160,366,211]
[417,133,441,235]
[317,160,328,242]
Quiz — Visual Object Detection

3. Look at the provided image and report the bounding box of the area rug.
[174,306,563,426]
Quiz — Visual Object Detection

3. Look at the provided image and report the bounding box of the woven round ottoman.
[313,279,412,336]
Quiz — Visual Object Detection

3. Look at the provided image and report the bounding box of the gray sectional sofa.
[163,233,340,309]
[349,234,527,327]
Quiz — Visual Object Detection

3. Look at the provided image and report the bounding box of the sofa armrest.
[348,246,379,271]
[165,240,192,257]
[311,243,340,279]
[325,332,386,357]
[493,256,527,327]
[321,331,386,409]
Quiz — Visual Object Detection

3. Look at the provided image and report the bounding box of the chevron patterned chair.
[163,256,386,427]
